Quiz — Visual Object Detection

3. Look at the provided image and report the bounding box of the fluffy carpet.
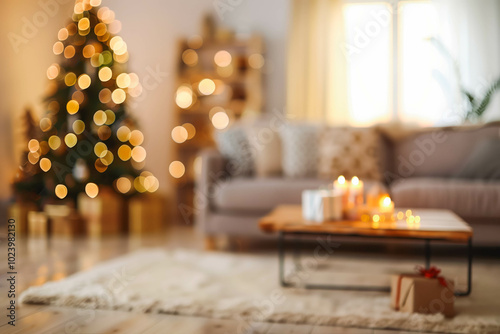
[20,249,500,333]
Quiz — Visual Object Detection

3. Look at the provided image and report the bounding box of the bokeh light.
[48,136,61,150]
[40,158,51,172]
[169,161,185,178]
[175,85,193,109]
[131,146,146,162]
[171,126,188,143]
[93,110,107,126]
[78,74,91,89]
[198,78,216,95]
[99,67,112,82]
[64,133,77,148]
[28,139,39,152]
[40,118,52,132]
[94,142,107,157]
[182,49,198,66]
[66,100,79,114]
[116,177,132,193]
[85,183,99,198]
[118,145,132,161]
[248,53,265,69]
[212,111,230,129]
[214,50,232,67]
[129,130,144,146]
[111,89,126,104]
[55,184,68,199]
[72,120,85,134]
[183,123,196,139]
[117,126,131,142]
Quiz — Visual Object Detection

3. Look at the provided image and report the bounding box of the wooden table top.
[259,205,473,242]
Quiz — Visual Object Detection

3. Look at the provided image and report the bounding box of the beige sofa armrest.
[193,148,228,230]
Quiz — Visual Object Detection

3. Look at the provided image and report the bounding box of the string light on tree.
[13,1,158,201]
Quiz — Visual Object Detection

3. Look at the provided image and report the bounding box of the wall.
[0,0,291,216]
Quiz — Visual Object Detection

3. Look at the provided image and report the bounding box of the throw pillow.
[280,123,320,178]
[454,139,500,180]
[246,126,282,177]
[318,127,383,181]
[215,126,253,176]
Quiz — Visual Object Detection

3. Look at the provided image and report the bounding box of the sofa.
[195,122,500,246]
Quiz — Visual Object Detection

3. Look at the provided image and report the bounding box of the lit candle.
[379,195,394,213]
[333,175,348,193]
[350,176,364,206]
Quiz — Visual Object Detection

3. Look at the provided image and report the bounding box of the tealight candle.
[350,176,364,206]
[379,195,394,213]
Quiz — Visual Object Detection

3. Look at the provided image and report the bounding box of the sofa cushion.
[390,177,500,219]
[213,178,328,213]
[454,139,500,180]
[318,127,383,181]
[280,124,320,178]
[215,126,253,176]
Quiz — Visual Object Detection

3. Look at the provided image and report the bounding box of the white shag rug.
[20,249,500,333]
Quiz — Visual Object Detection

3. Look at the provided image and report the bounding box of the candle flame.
[337,175,345,184]
[351,176,359,185]
[382,196,391,207]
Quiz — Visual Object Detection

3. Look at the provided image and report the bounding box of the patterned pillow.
[318,127,382,181]
[280,124,320,178]
[215,126,253,176]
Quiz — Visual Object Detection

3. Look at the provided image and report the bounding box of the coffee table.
[259,205,473,296]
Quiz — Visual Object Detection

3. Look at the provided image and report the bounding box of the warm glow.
[65,72,77,86]
[337,175,346,184]
[58,28,69,41]
[40,158,51,172]
[90,0,102,6]
[99,67,112,82]
[118,145,132,161]
[129,130,144,146]
[48,136,61,150]
[53,41,64,55]
[93,110,107,126]
[214,50,232,67]
[248,53,265,69]
[28,139,39,153]
[99,88,112,103]
[72,120,85,134]
[78,17,90,31]
[198,79,216,95]
[55,184,68,199]
[117,126,131,142]
[111,89,126,104]
[131,146,147,162]
[182,49,198,66]
[116,177,132,193]
[104,110,115,125]
[72,91,85,104]
[171,126,188,143]
[169,161,185,178]
[66,100,79,114]
[64,133,77,148]
[406,209,412,217]
[372,214,380,223]
[175,86,193,109]
[64,45,75,59]
[28,152,39,164]
[415,216,421,223]
[47,64,59,80]
[85,183,99,198]
[351,176,359,185]
[78,74,91,89]
[100,151,114,166]
[98,126,112,140]
[94,142,107,157]
[183,123,196,139]
[82,45,95,58]
[397,211,404,220]
[40,118,52,132]
[381,196,392,207]
[116,73,131,88]
[211,111,230,130]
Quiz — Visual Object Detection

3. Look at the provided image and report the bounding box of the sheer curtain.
[435,0,500,124]
[286,0,349,125]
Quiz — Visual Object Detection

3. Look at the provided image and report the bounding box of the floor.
[0,225,487,334]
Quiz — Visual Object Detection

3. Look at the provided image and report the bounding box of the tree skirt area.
[20,249,500,333]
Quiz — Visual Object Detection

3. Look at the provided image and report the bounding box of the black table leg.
[425,239,431,269]
[455,237,473,296]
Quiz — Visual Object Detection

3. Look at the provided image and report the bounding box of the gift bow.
[416,266,448,287]
[394,266,448,310]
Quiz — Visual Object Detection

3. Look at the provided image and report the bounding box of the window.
[343,0,447,125]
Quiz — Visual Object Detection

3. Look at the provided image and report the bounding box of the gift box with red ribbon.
[390,266,455,317]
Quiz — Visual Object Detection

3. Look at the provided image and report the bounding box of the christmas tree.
[14,0,158,203]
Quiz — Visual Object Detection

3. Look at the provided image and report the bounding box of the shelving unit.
[170,16,264,223]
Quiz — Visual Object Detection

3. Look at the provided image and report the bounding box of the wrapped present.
[44,204,84,237]
[302,190,343,223]
[27,211,48,237]
[391,266,455,317]
[8,201,38,234]
[129,193,164,234]
[77,188,125,237]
